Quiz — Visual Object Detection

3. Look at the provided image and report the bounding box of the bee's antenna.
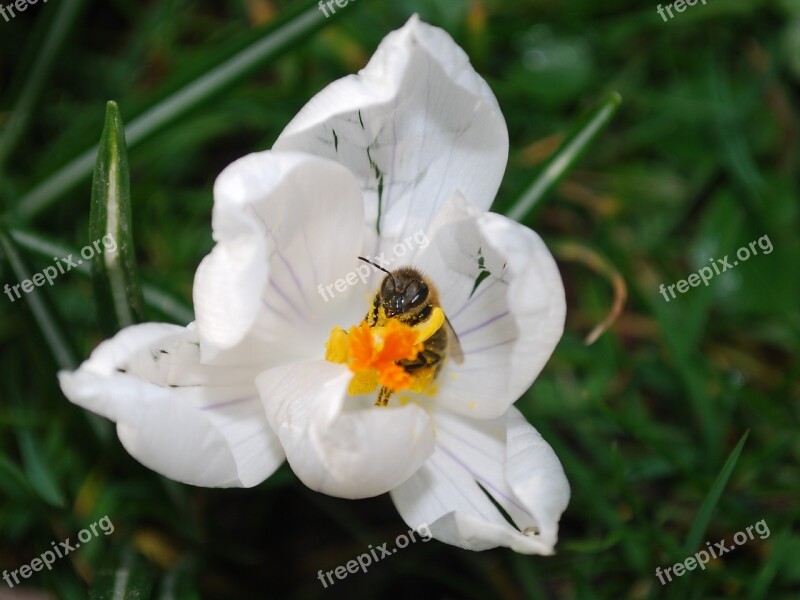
[358,256,392,277]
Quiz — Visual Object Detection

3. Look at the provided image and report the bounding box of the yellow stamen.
[324,326,349,363]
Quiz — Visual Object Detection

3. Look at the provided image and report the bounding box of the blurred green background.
[1,0,798,598]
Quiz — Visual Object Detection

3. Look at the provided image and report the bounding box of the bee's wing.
[444,315,464,364]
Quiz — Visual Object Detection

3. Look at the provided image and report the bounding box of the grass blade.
[667,430,750,599]
[682,430,749,554]
[0,229,77,370]
[0,0,85,170]
[16,0,343,221]
[90,548,155,600]
[8,226,194,324]
[504,92,622,223]
[90,101,145,335]
[17,428,66,508]
[141,287,194,325]
[0,454,36,501]
[7,227,91,275]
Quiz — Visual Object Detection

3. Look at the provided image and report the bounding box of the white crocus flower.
[59,15,569,555]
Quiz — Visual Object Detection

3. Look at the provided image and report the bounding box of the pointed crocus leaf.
[504,91,622,223]
[90,101,145,335]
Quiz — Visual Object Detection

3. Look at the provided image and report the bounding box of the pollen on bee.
[324,307,447,403]
[324,317,427,396]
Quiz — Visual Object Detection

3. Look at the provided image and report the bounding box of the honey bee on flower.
[325,258,463,406]
[59,15,570,554]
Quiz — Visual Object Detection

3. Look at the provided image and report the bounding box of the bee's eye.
[381,276,395,296]
[407,282,428,308]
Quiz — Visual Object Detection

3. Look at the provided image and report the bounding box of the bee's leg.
[398,349,442,372]
[399,326,446,373]
[375,386,393,406]
[365,295,381,325]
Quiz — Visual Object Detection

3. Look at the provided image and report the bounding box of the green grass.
[1,0,798,598]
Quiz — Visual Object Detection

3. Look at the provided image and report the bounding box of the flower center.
[324,306,445,399]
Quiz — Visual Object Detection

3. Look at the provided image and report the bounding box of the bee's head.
[380,269,429,319]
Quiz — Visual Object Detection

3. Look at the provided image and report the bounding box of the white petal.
[257,360,435,499]
[193,150,367,363]
[390,407,569,554]
[274,15,508,250]
[58,323,284,488]
[415,193,565,418]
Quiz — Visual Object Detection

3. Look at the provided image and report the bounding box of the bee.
[358,257,464,406]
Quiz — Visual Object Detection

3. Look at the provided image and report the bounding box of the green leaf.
[16,0,346,221]
[0,229,77,370]
[504,91,622,223]
[17,428,66,508]
[90,101,145,335]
